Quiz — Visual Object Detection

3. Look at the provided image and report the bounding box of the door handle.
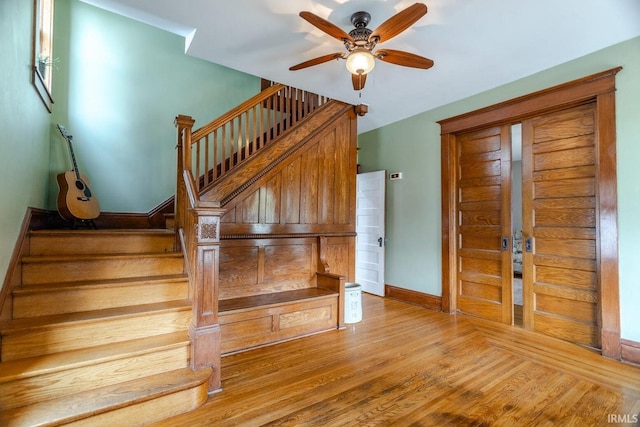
[525,237,533,253]
[501,237,509,251]
[378,237,383,247]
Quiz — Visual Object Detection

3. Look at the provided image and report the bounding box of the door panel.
[456,125,512,324]
[355,170,386,296]
[522,102,600,349]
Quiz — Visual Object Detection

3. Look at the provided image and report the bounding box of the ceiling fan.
[289,2,434,91]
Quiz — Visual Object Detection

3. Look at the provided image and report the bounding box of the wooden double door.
[456,103,599,348]
[440,69,621,357]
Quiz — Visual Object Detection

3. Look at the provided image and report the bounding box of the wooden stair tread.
[0,332,189,382]
[21,251,182,263]
[0,367,211,427]
[13,274,188,293]
[1,300,191,335]
[219,287,337,313]
[29,228,175,236]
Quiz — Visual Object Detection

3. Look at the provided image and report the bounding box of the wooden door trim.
[439,67,622,359]
[439,67,621,134]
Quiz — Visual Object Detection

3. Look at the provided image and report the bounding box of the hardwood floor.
[152,294,640,426]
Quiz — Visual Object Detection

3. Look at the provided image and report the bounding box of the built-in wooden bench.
[219,281,343,355]
[217,237,351,355]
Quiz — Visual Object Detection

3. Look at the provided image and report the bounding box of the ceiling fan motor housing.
[348,11,376,51]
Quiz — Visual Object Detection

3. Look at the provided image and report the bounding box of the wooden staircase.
[0,229,210,426]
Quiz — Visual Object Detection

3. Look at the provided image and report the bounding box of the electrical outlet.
[389,172,403,180]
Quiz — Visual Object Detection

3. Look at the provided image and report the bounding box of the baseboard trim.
[385,284,442,312]
[29,199,174,230]
[0,208,37,323]
[621,339,640,365]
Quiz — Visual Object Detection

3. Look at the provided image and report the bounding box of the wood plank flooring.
[151,294,640,426]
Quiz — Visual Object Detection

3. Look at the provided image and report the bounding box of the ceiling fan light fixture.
[345,49,375,75]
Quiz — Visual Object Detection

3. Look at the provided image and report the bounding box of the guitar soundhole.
[75,180,93,199]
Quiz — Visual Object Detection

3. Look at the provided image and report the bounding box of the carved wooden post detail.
[189,206,225,393]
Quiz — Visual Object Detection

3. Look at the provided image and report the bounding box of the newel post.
[174,115,195,249]
[189,206,225,393]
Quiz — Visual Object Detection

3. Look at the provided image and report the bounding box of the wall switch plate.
[389,172,403,180]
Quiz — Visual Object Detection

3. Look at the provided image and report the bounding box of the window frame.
[32,0,55,112]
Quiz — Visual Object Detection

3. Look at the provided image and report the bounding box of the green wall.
[358,36,640,342]
[1,0,260,292]
[0,0,52,283]
[49,0,261,212]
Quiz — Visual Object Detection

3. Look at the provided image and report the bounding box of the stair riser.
[0,345,189,410]
[2,310,192,361]
[29,234,175,256]
[22,256,184,285]
[66,381,208,427]
[13,281,189,318]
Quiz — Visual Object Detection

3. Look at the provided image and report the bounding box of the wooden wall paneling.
[300,144,319,224]
[319,130,336,225]
[221,207,236,223]
[263,239,316,287]
[335,120,350,225]
[320,236,356,281]
[242,189,260,224]
[283,158,302,224]
[217,109,357,237]
[219,238,319,300]
[265,174,281,225]
[218,243,259,299]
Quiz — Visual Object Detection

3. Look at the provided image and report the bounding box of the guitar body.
[56,170,100,221]
[55,124,101,222]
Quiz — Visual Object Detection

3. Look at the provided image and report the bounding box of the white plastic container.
[344,283,362,324]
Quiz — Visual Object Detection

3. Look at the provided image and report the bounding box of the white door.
[356,170,386,296]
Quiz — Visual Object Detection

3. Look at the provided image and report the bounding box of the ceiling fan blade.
[370,3,427,43]
[289,52,345,71]
[299,11,354,43]
[376,49,434,69]
[351,73,367,91]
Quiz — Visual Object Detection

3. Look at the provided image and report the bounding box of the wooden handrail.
[186,83,330,193]
[192,84,285,141]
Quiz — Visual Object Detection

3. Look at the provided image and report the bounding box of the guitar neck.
[67,138,82,180]
[58,125,82,180]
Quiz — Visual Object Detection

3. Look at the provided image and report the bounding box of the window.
[32,0,55,112]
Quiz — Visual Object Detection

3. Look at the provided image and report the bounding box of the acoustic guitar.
[56,124,100,221]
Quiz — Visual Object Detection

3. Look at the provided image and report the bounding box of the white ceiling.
[80,0,640,134]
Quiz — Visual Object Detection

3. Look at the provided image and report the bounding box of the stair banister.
[187,83,328,193]
[175,115,224,393]
[191,84,285,142]
[174,83,330,393]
